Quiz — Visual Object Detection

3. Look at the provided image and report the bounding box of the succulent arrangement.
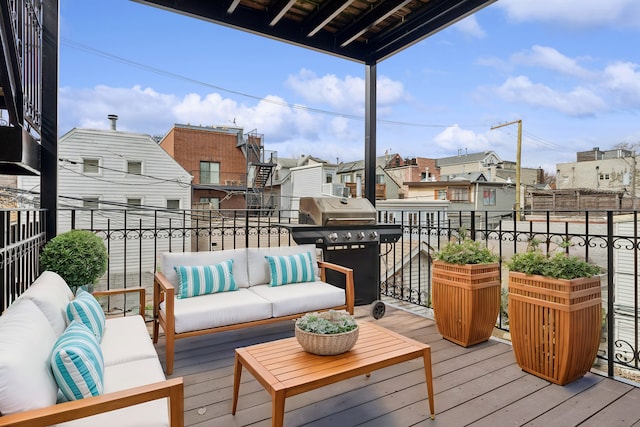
[295,310,357,334]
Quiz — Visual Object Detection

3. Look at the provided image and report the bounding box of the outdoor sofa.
[154,243,355,374]
[0,271,183,427]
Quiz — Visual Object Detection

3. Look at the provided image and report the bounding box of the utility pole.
[491,120,523,220]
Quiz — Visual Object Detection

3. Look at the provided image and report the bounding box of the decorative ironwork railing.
[2,206,640,380]
[0,209,46,311]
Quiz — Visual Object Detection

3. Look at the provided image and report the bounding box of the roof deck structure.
[132,0,497,207]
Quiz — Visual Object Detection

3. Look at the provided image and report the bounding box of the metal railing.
[2,206,640,381]
[0,209,46,311]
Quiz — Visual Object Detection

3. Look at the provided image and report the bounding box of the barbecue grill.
[288,197,402,318]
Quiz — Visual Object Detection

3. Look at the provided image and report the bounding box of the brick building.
[160,124,273,210]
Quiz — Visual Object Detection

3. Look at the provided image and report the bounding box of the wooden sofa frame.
[153,260,355,375]
[0,287,184,427]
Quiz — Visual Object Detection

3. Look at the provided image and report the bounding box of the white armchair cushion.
[0,298,58,415]
[249,281,346,317]
[247,244,320,286]
[160,248,249,288]
[19,271,74,336]
[160,288,272,334]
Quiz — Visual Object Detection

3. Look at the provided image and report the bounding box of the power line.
[62,38,488,130]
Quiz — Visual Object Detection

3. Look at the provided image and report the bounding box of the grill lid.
[299,197,377,226]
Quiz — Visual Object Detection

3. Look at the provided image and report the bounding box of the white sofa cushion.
[249,281,346,317]
[58,357,169,427]
[247,244,320,286]
[160,288,272,334]
[19,271,74,336]
[160,248,249,288]
[100,316,158,367]
[0,298,58,415]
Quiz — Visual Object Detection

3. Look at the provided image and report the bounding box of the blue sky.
[59,0,640,173]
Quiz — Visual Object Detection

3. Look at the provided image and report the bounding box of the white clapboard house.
[19,115,192,291]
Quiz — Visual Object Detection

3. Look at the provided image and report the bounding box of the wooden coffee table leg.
[272,389,286,427]
[422,348,435,419]
[232,352,242,415]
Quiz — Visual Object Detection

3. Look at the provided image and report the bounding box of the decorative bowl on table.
[294,310,359,355]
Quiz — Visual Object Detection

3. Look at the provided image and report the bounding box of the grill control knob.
[343,232,352,241]
[357,231,366,240]
[369,231,378,240]
[327,232,339,242]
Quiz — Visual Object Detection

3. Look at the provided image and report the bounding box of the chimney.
[108,114,118,130]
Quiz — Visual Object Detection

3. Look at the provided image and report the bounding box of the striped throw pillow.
[66,289,105,341]
[50,320,104,401]
[174,259,238,299]
[264,251,316,286]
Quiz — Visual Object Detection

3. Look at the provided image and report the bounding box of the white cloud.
[511,45,594,79]
[602,61,640,107]
[285,69,407,115]
[497,0,640,28]
[58,84,369,160]
[58,85,178,135]
[433,125,491,151]
[481,46,640,116]
[495,76,606,116]
[454,15,486,39]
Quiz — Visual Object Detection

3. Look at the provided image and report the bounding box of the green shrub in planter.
[40,230,108,291]
[433,239,499,265]
[506,250,601,280]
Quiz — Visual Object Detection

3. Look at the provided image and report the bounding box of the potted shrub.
[506,248,602,385]
[294,310,359,355]
[431,239,501,347]
[40,229,108,293]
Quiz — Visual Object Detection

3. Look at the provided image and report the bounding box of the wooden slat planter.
[431,260,501,347]
[508,271,601,385]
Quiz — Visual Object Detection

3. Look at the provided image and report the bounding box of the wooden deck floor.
[154,304,640,427]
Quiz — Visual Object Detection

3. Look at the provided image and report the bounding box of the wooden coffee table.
[232,321,435,427]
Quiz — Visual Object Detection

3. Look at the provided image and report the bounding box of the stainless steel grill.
[294,197,401,246]
[288,197,401,317]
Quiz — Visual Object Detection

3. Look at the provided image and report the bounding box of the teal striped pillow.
[66,289,105,341]
[174,259,238,299]
[265,251,316,286]
[50,320,104,401]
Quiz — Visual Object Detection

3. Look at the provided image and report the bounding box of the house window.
[166,199,180,209]
[200,197,220,209]
[326,174,333,183]
[483,189,496,206]
[437,190,447,200]
[83,197,99,209]
[83,158,99,173]
[127,198,142,209]
[200,162,220,184]
[449,188,469,202]
[376,174,385,184]
[341,175,352,183]
[127,161,142,175]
